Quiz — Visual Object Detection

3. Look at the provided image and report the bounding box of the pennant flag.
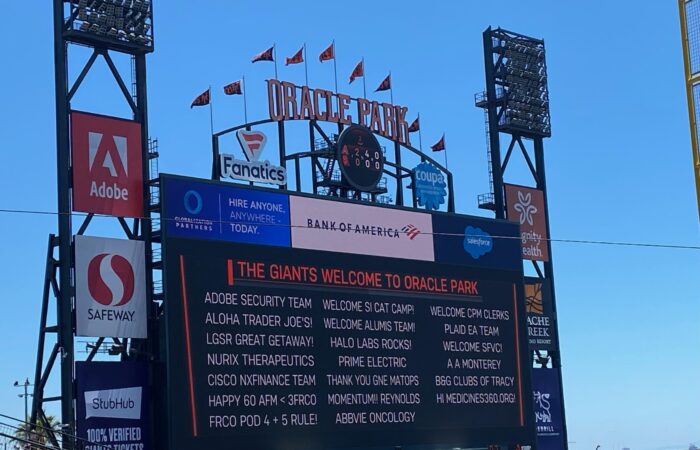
[375,74,391,92]
[252,46,274,63]
[431,134,446,152]
[349,60,364,84]
[408,116,420,133]
[286,47,304,65]
[190,88,210,108]
[223,80,242,95]
[319,42,335,62]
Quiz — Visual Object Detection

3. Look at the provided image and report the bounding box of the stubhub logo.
[84,386,142,420]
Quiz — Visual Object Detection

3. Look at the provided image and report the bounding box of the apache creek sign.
[266,79,412,146]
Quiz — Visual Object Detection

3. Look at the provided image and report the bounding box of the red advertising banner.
[504,184,549,262]
[71,111,143,217]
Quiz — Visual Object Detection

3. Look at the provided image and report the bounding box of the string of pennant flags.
[190,41,447,155]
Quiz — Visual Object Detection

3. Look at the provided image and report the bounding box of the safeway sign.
[71,111,143,217]
[74,235,147,338]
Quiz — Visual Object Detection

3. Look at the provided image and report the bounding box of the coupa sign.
[413,162,447,210]
[219,130,287,185]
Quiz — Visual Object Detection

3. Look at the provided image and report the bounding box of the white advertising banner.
[84,386,143,420]
[75,235,147,338]
[290,196,435,261]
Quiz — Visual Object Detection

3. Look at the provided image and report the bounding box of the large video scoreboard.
[160,174,535,450]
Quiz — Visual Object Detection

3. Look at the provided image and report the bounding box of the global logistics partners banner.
[162,176,291,247]
[74,235,147,338]
[76,361,150,450]
[523,278,558,351]
[161,175,522,273]
[531,368,566,450]
[504,184,549,262]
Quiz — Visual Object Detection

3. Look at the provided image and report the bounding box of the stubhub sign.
[76,361,150,450]
[85,386,142,420]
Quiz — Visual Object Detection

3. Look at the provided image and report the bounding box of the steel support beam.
[53,1,76,444]
[483,28,505,219]
[534,137,569,449]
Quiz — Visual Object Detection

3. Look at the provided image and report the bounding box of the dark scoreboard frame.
[158,174,535,450]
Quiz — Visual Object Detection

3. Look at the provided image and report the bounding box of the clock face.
[336,125,384,191]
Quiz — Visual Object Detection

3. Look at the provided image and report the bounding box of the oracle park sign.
[265,80,412,146]
[157,174,536,450]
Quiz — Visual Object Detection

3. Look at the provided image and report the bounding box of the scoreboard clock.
[336,125,385,191]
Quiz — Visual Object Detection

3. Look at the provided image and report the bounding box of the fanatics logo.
[219,129,287,186]
[71,111,143,218]
[236,130,267,162]
[87,253,135,307]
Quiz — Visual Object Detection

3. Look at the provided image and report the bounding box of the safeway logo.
[236,129,267,161]
[87,253,135,306]
[71,111,143,218]
[85,386,142,420]
[75,236,147,339]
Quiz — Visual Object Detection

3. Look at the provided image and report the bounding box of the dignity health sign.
[505,183,550,262]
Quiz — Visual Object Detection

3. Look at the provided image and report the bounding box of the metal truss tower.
[679,0,700,220]
[31,2,155,448]
[476,27,568,450]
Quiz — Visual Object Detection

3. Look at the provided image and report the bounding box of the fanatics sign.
[71,111,144,217]
[74,235,147,338]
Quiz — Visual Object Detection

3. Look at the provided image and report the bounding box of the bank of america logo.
[402,224,421,240]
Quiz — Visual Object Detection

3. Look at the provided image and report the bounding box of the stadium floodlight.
[65,0,154,52]
[489,28,551,136]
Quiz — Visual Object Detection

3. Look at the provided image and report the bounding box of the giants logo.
[75,236,147,338]
[87,254,135,306]
[71,111,143,218]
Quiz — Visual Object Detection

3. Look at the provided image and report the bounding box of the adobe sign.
[71,111,143,217]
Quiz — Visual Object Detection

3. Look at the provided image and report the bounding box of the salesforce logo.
[463,226,493,259]
[183,190,203,215]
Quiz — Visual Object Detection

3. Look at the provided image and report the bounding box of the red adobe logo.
[71,111,143,218]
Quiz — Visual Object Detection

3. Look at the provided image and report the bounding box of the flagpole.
[418,113,423,151]
[208,85,214,137]
[273,43,278,79]
[242,76,248,123]
[303,43,309,86]
[443,135,449,170]
[332,40,338,94]
[362,57,366,98]
[389,71,393,105]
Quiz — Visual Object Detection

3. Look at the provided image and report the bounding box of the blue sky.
[1,1,699,450]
